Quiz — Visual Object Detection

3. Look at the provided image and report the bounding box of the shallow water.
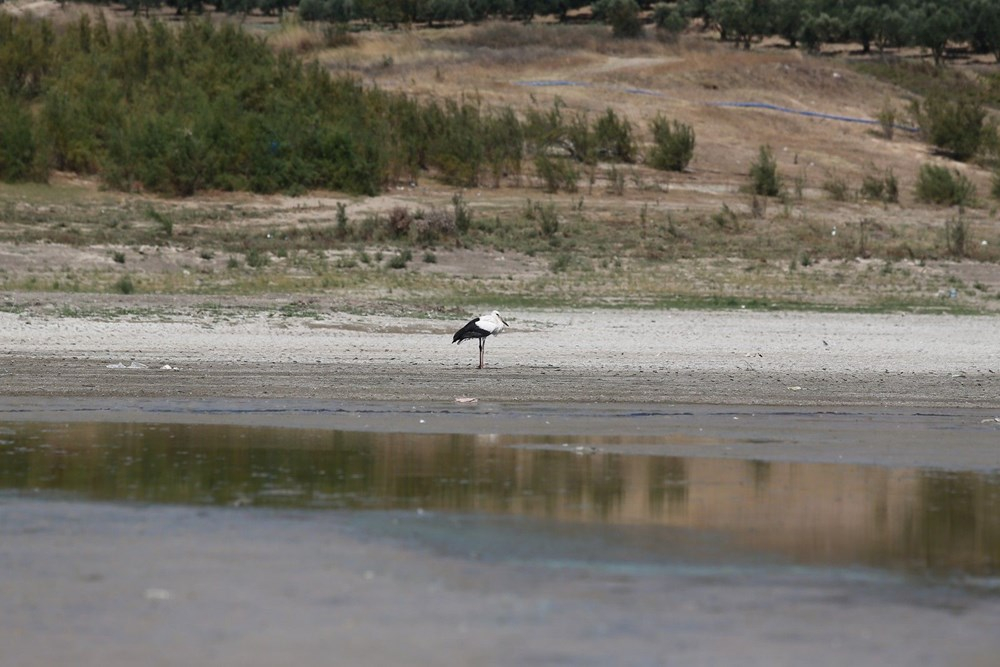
[2,418,999,580]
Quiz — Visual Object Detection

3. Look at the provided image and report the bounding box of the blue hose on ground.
[514,80,920,132]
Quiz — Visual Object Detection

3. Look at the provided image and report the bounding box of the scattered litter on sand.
[107,361,148,370]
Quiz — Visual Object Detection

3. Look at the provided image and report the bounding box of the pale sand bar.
[1,297,998,407]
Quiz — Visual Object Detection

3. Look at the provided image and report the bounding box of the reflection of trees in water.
[749,459,771,494]
[914,471,1000,574]
[2,421,999,574]
[647,457,688,516]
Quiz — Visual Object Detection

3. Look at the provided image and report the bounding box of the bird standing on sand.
[452,311,508,369]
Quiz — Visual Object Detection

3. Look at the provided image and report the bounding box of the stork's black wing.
[452,317,487,343]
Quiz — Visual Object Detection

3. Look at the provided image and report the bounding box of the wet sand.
[4,498,1000,667]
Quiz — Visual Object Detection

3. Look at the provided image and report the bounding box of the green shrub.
[748,145,782,197]
[527,201,560,238]
[1,16,404,196]
[452,192,472,234]
[945,216,968,257]
[387,249,412,269]
[114,275,135,294]
[882,170,900,203]
[428,98,484,187]
[356,214,383,242]
[0,94,42,182]
[549,252,572,272]
[647,115,695,172]
[711,203,740,231]
[652,3,687,40]
[914,164,976,206]
[860,168,899,203]
[594,108,636,163]
[798,12,845,53]
[147,207,174,237]
[0,13,54,99]
[522,102,563,155]
[481,107,523,186]
[566,112,596,166]
[535,153,578,193]
[595,0,643,38]
[335,202,349,239]
[822,176,851,201]
[877,99,897,140]
[606,165,626,195]
[919,94,988,161]
[245,247,270,268]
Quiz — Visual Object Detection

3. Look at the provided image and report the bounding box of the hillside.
[2,5,1000,313]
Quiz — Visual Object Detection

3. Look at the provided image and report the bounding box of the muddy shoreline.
[2,356,998,406]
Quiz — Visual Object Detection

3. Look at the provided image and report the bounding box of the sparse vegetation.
[527,201,560,239]
[245,248,270,268]
[822,175,851,202]
[452,193,472,234]
[594,109,637,164]
[606,165,626,195]
[652,2,687,40]
[877,100,897,141]
[860,168,899,204]
[945,216,969,258]
[915,94,993,161]
[147,208,174,237]
[535,153,579,193]
[748,145,782,197]
[599,0,643,39]
[387,249,412,269]
[114,275,135,294]
[915,164,977,207]
[647,116,695,172]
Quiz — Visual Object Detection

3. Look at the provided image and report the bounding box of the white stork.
[452,310,509,369]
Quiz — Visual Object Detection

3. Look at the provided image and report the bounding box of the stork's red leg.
[479,339,484,369]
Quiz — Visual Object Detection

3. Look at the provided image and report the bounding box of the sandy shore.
[2,295,998,407]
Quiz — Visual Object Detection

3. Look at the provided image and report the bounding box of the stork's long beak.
[501,317,509,327]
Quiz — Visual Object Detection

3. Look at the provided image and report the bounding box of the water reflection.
[1,421,999,577]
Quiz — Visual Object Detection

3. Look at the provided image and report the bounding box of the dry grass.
[266,21,330,54]
[2,172,998,312]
